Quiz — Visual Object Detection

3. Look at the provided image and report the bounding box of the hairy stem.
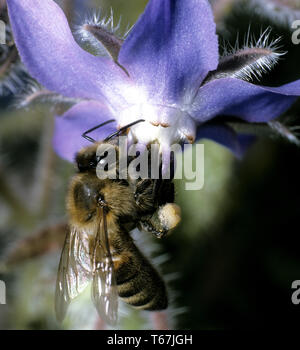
[32,113,55,219]
[4,221,67,268]
[0,170,35,227]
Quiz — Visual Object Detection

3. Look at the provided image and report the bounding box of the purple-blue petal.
[119,0,218,105]
[7,0,129,106]
[53,101,117,162]
[196,123,253,158]
[191,77,299,123]
[237,134,256,156]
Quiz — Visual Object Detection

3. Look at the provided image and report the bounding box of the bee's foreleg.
[133,179,162,213]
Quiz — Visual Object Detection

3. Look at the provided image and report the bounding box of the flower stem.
[32,113,55,219]
[0,170,35,227]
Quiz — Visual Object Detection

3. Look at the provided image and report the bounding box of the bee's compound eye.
[77,162,84,171]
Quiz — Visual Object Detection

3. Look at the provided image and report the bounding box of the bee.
[55,120,181,325]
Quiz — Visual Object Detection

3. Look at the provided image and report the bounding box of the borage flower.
[6,0,300,161]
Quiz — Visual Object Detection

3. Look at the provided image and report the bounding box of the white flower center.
[119,103,196,148]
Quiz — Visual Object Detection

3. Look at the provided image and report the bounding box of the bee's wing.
[55,226,92,322]
[92,208,118,326]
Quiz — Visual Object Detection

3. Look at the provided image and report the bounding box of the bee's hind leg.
[138,203,181,239]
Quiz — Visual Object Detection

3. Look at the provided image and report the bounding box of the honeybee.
[55,120,181,325]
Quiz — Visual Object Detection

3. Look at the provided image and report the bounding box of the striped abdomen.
[111,232,168,310]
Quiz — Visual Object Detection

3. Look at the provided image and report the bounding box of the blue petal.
[7,0,129,106]
[191,77,299,123]
[196,123,254,158]
[53,101,118,162]
[119,0,218,105]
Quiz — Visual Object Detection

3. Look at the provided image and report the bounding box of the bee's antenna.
[82,119,116,143]
[104,119,145,141]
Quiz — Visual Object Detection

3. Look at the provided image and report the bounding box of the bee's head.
[75,144,100,172]
[76,119,145,173]
[75,142,117,173]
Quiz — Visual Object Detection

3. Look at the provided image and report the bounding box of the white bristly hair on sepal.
[13,80,81,113]
[74,9,133,61]
[204,27,285,84]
